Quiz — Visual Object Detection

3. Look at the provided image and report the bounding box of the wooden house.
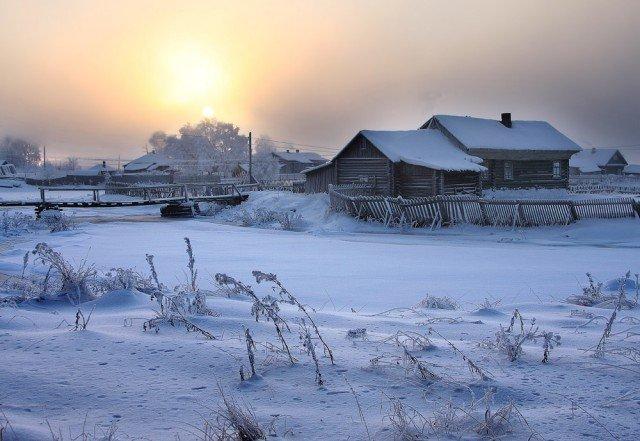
[124,152,174,174]
[624,164,640,176]
[420,113,581,189]
[303,129,485,196]
[272,150,327,174]
[569,148,628,175]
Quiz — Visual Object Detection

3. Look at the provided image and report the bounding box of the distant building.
[272,150,327,174]
[623,164,640,176]
[124,152,173,174]
[420,113,581,189]
[303,129,485,195]
[0,160,18,179]
[570,148,628,175]
[68,161,115,177]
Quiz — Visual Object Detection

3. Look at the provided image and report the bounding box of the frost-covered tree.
[58,157,79,171]
[0,136,41,168]
[148,131,168,152]
[252,136,281,182]
[153,119,248,176]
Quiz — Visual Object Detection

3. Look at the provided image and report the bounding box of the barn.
[421,113,582,189]
[303,129,485,196]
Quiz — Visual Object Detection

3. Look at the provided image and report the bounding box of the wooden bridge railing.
[329,184,640,229]
[35,182,244,204]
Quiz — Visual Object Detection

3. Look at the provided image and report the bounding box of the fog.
[1,0,639,162]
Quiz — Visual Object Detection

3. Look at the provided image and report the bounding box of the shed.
[569,148,628,175]
[421,113,581,189]
[303,129,485,196]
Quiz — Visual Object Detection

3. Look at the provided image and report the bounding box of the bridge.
[0,183,252,217]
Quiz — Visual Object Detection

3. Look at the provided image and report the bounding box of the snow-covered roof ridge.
[431,114,582,152]
[360,129,486,172]
[273,150,326,163]
[124,151,172,172]
[624,164,640,174]
[570,148,627,173]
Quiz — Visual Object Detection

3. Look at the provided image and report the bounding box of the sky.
[1,0,640,164]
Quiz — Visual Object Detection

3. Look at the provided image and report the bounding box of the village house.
[420,113,582,189]
[0,160,18,179]
[303,129,485,196]
[272,150,327,175]
[124,151,174,174]
[624,164,640,176]
[569,148,628,175]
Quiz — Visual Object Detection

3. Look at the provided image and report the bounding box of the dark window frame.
[504,161,514,180]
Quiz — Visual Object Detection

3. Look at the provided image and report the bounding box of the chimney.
[500,112,512,128]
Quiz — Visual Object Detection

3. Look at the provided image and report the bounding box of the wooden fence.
[570,175,640,194]
[105,182,241,200]
[329,184,640,228]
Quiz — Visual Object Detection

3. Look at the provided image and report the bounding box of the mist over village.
[1,1,640,440]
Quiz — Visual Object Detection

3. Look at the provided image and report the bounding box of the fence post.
[436,196,450,226]
[568,201,579,222]
[517,202,525,227]
[479,200,489,226]
[40,188,46,203]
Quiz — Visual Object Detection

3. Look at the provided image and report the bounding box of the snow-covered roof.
[570,149,626,173]
[301,162,332,174]
[272,150,326,164]
[124,152,172,172]
[360,129,486,172]
[430,115,581,152]
[69,163,116,176]
[624,164,640,175]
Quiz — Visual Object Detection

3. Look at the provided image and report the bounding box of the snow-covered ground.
[1,188,639,439]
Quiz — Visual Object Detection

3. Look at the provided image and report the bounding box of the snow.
[483,188,632,200]
[360,129,486,171]
[1,188,639,439]
[272,150,326,164]
[570,148,624,173]
[124,152,172,172]
[68,163,116,177]
[624,164,640,175]
[432,115,582,151]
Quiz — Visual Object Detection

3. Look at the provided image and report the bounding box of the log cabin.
[420,113,582,189]
[303,129,486,196]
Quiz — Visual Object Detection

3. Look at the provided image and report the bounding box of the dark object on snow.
[35,203,62,219]
[161,202,200,218]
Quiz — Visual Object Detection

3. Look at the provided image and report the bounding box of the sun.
[202,106,214,118]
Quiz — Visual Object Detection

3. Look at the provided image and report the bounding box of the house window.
[504,161,513,180]
[553,161,561,179]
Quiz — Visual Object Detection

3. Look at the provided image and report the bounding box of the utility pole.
[248,131,253,183]
[43,145,47,177]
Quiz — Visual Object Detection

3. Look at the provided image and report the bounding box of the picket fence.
[328,184,640,228]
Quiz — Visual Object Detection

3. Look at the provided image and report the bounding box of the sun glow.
[202,106,214,118]
[165,45,222,105]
